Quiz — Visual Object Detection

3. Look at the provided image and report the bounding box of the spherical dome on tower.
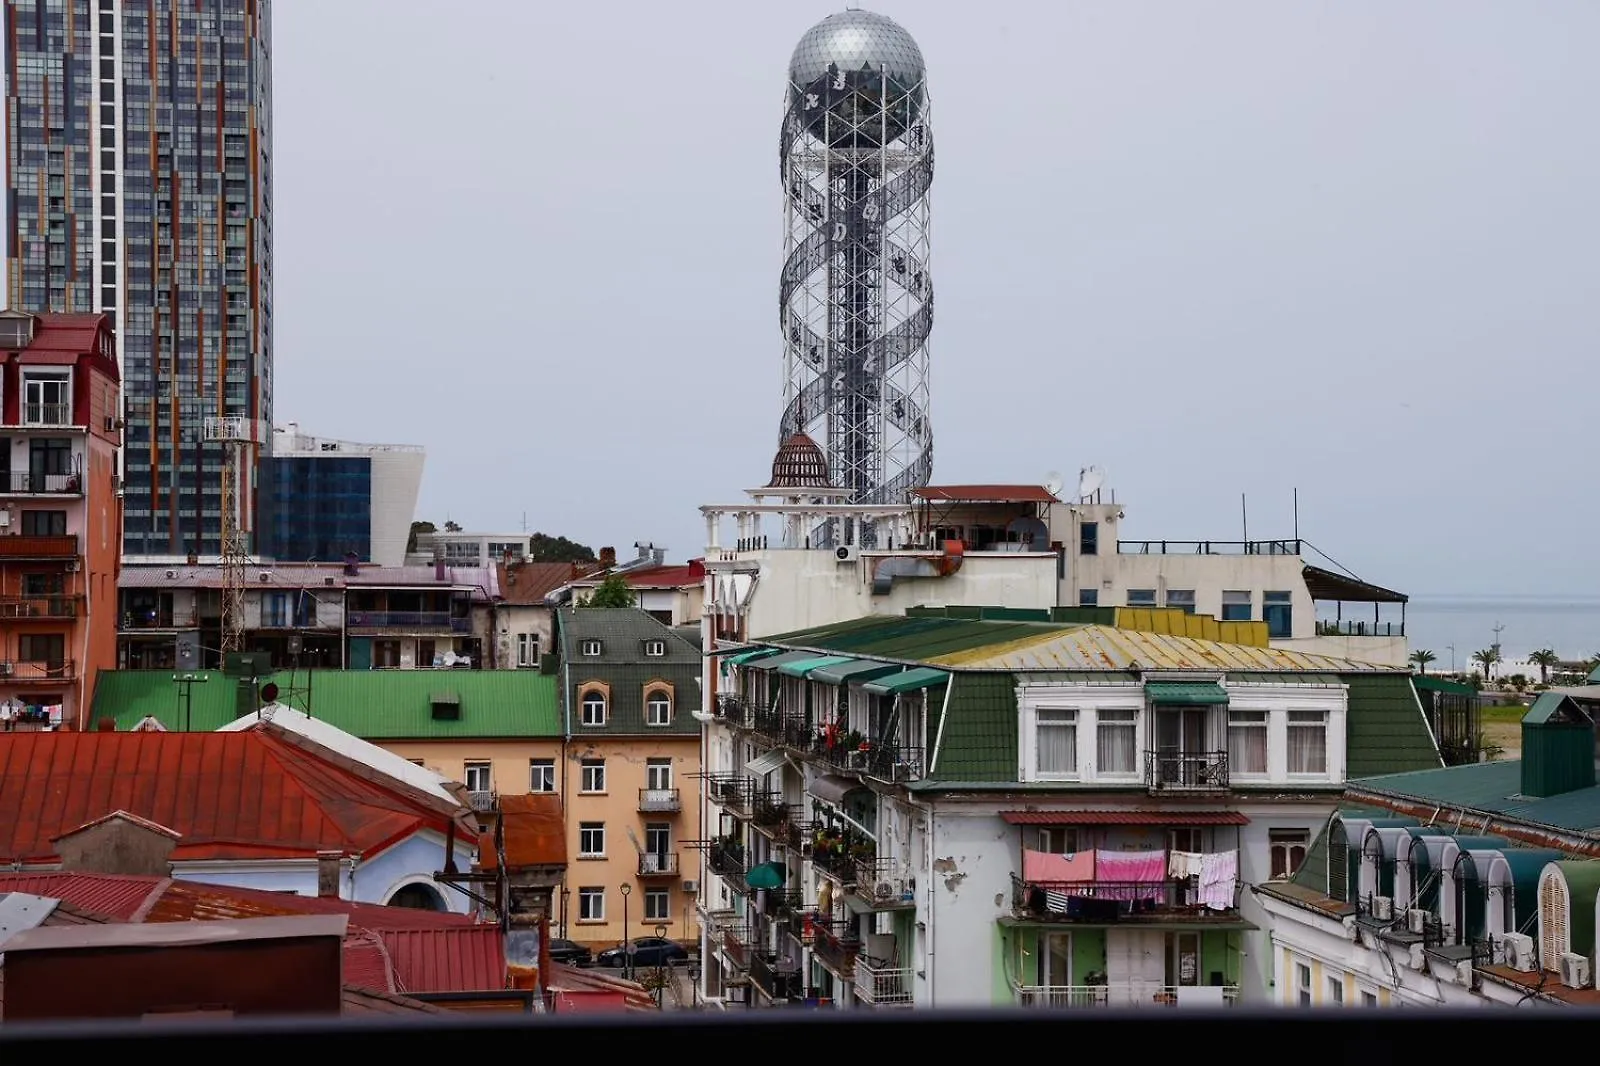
[767,433,835,490]
[788,9,925,89]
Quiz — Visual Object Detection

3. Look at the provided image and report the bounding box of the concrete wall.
[492,604,554,671]
[379,738,564,794]
[1274,634,1409,669]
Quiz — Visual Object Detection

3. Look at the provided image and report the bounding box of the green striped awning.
[748,650,822,671]
[1145,682,1228,705]
[777,655,855,679]
[809,659,905,686]
[863,667,950,696]
[721,647,783,668]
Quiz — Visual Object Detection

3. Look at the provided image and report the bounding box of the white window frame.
[463,761,491,793]
[644,888,670,922]
[1287,709,1330,777]
[1227,709,1270,779]
[580,639,603,657]
[1092,707,1141,779]
[578,887,605,922]
[1017,683,1145,784]
[1032,708,1079,780]
[1269,828,1311,880]
[529,758,556,793]
[579,822,606,858]
[582,691,607,727]
[646,758,672,790]
[644,640,666,657]
[1222,683,1347,784]
[646,691,673,726]
[1326,975,1344,1007]
[1295,961,1312,1007]
[580,758,606,794]
[516,633,539,668]
[22,370,72,426]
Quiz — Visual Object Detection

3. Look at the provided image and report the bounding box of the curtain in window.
[1036,710,1077,774]
[1287,710,1327,773]
[1227,711,1268,775]
[1096,709,1137,774]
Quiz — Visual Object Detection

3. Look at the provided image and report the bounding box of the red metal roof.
[481,793,566,869]
[377,927,507,994]
[142,879,480,928]
[614,561,705,588]
[341,985,448,1014]
[342,929,398,992]
[913,485,1060,504]
[498,560,597,605]
[547,962,657,1011]
[0,732,455,864]
[0,872,167,920]
[14,314,118,379]
[999,810,1250,826]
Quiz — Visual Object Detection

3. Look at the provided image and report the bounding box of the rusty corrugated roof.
[378,927,507,994]
[999,810,1249,826]
[930,624,1395,673]
[341,985,449,1014]
[0,732,455,864]
[481,793,566,870]
[142,880,480,928]
[342,928,398,992]
[499,560,596,604]
[0,873,167,920]
[547,962,658,1011]
[912,484,1059,503]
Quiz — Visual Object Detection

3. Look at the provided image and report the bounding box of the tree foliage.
[529,532,597,564]
[577,573,636,609]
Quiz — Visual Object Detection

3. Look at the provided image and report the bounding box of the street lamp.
[559,887,570,940]
[686,959,700,1009]
[619,882,632,981]
[652,923,670,1006]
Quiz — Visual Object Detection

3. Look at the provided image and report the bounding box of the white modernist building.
[270,423,425,567]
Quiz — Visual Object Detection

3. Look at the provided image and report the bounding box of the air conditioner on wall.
[1372,896,1393,920]
[834,545,859,563]
[1503,933,1536,973]
[1407,909,1427,934]
[1559,952,1590,989]
[682,880,698,894]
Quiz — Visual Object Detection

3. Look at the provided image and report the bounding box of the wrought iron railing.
[0,659,75,681]
[345,611,471,632]
[752,794,794,829]
[853,858,915,906]
[708,840,747,879]
[853,959,914,1007]
[812,841,868,883]
[4,470,82,494]
[782,820,818,856]
[1011,874,1235,918]
[1144,750,1229,790]
[750,951,804,1001]
[813,740,925,782]
[721,925,751,971]
[716,693,754,728]
[706,773,753,810]
[467,790,497,812]
[1016,984,1240,1008]
[0,596,78,619]
[638,787,681,813]
[638,852,680,877]
[761,888,804,920]
[809,917,859,978]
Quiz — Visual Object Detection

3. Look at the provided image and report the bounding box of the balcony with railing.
[761,887,804,921]
[1016,984,1240,1008]
[467,790,497,813]
[752,794,795,832]
[852,858,916,909]
[811,827,872,885]
[807,917,859,979]
[1115,539,1301,557]
[781,819,819,857]
[853,958,915,1007]
[1010,874,1240,923]
[22,403,72,427]
[720,924,752,972]
[122,609,200,631]
[750,950,804,1002]
[0,596,79,619]
[0,535,77,560]
[1144,750,1229,792]
[344,610,472,633]
[638,852,680,878]
[707,838,747,880]
[715,693,754,728]
[813,736,924,783]
[0,659,75,682]
[706,772,754,811]
[1,470,82,495]
[638,787,682,813]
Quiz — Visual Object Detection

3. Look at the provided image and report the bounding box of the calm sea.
[1401,595,1600,666]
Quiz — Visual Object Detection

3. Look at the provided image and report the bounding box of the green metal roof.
[1354,759,1600,834]
[1413,674,1476,697]
[747,649,823,671]
[776,655,854,680]
[1344,674,1445,778]
[1145,681,1228,705]
[1553,861,1600,956]
[928,672,1019,782]
[1523,691,1586,725]
[722,647,783,667]
[864,667,950,695]
[94,669,563,737]
[807,659,905,686]
[1495,848,1566,931]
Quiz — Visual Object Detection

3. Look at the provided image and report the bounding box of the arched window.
[1539,865,1569,972]
[1327,818,1348,901]
[389,882,446,912]
[582,689,607,727]
[646,686,673,727]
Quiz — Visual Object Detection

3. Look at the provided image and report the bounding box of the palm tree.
[1409,649,1437,675]
[1528,648,1560,685]
[1472,648,1500,682]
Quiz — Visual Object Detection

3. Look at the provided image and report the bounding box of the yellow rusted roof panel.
[925,624,1394,673]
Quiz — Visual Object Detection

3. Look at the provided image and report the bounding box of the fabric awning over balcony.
[863,667,950,696]
[1144,681,1228,705]
[745,861,786,890]
[748,650,823,671]
[777,655,854,679]
[721,647,783,668]
[809,659,905,686]
[807,770,865,806]
[745,748,788,776]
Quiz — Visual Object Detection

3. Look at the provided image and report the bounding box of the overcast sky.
[17,2,1600,596]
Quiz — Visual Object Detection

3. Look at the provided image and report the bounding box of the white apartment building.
[267,423,426,568]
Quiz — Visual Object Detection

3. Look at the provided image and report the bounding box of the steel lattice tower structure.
[780,10,933,538]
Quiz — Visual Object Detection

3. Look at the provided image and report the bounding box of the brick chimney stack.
[598,546,616,569]
[316,850,342,898]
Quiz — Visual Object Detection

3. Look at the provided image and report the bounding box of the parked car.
[547,939,592,966]
[596,936,689,969]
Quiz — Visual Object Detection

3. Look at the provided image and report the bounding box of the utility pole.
[205,416,259,657]
[172,672,209,731]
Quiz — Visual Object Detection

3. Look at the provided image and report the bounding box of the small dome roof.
[767,433,835,489]
[788,9,925,88]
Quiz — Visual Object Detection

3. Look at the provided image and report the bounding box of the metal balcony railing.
[638,787,681,813]
[0,535,77,559]
[720,925,751,971]
[853,959,915,1007]
[638,852,680,877]
[707,840,747,880]
[781,820,819,857]
[750,951,804,1001]
[3,470,82,494]
[715,693,753,728]
[1017,984,1240,1008]
[1011,874,1237,919]
[752,795,794,829]
[811,836,870,884]
[807,917,859,979]
[853,858,916,907]
[814,740,925,782]
[761,888,804,921]
[1115,539,1301,557]
[0,596,78,619]
[0,659,75,681]
[1144,750,1229,791]
[23,403,71,426]
[706,772,753,811]
[467,790,497,812]
[345,611,471,632]
[122,611,200,630]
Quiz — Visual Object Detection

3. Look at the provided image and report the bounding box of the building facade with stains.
[694,609,1444,1009]
[3,0,274,558]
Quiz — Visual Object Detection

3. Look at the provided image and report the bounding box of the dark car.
[547,939,592,966]
[596,936,689,969]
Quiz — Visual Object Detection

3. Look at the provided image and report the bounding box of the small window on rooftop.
[430,692,461,721]
[580,640,602,657]
[644,640,666,657]
[1079,522,1098,557]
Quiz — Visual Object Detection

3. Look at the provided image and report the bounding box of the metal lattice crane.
[204,416,258,656]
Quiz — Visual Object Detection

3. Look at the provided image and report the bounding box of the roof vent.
[430,692,461,721]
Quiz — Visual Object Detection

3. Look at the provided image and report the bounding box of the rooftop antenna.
[1043,471,1064,498]
[1076,466,1105,504]
[1492,622,1505,656]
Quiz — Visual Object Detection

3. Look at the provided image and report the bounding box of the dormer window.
[23,372,71,426]
[580,639,602,657]
[644,640,666,657]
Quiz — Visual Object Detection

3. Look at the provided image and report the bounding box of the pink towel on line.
[1023,848,1096,883]
[1092,849,1167,901]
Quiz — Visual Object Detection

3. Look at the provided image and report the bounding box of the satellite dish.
[1043,471,1064,497]
[1077,466,1106,501]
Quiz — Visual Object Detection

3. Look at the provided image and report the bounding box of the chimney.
[598,546,616,569]
[317,850,342,898]
[96,717,116,732]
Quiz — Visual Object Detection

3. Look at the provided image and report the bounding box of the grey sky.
[49,2,1600,594]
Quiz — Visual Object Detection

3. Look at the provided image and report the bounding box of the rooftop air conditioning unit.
[1407,908,1427,935]
[1372,896,1393,920]
[1559,952,1590,989]
[682,879,699,894]
[258,572,271,582]
[1503,932,1536,972]
[834,545,859,563]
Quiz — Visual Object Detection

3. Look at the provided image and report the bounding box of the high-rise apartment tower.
[4,0,273,558]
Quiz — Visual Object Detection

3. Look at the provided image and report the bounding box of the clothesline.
[1022,847,1240,912]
